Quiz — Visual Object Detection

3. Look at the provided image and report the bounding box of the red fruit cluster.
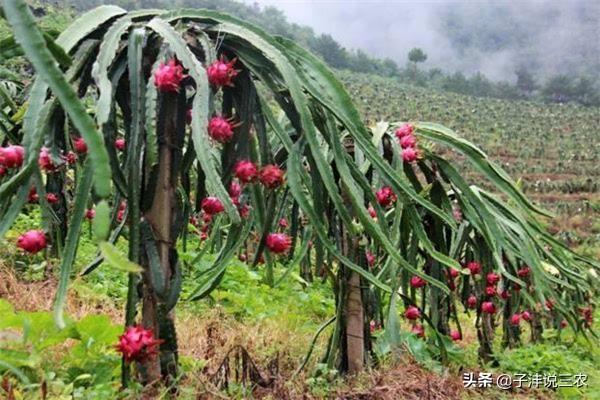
[481,301,496,314]
[207,57,239,87]
[85,208,96,220]
[466,261,481,275]
[201,196,225,215]
[114,138,126,151]
[117,201,127,222]
[375,186,396,207]
[46,193,59,204]
[116,325,162,363]
[486,272,500,285]
[16,230,47,254]
[404,305,421,320]
[0,145,25,170]
[208,116,235,143]
[410,275,426,288]
[234,160,258,183]
[73,137,87,154]
[266,232,292,254]
[366,251,376,267]
[38,147,57,172]
[466,295,478,309]
[28,187,39,203]
[450,330,462,341]
[394,123,420,163]
[259,164,285,189]
[154,59,185,93]
[411,324,425,338]
[510,313,521,326]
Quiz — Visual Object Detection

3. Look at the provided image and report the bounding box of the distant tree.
[515,67,536,95]
[309,34,348,69]
[408,47,428,64]
[468,72,494,97]
[441,72,469,94]
[493,81,522,100]
[541,75,575,103]
[572,76,600,106]
[379,58,400,77]
[347,49,376,74]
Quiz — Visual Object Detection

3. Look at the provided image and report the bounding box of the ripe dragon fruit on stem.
[153,59,185,93]
[234,160,258,183]
[375,186,397,207]
[208,116,236,144]
[116,325,162,363]
[259,164,285,189]
[201,196,225,215]
[404,305,421,320]
[207,56,239,87]
[0,145,24,169]
[73,137,87,154]
[394,123,414,139]
[16,230,47,254]
[266,233,292,254]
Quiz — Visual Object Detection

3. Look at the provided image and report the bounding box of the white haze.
[241,0,600,82]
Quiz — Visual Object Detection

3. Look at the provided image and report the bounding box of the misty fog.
[241,0,599,82]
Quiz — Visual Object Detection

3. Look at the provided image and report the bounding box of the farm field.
[0,2,599,400]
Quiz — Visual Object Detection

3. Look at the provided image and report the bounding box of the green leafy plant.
[0,0,597,393]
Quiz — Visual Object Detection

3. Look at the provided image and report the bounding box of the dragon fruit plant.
[0,0,597,390]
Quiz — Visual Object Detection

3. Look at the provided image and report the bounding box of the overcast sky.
[239,0,600,81]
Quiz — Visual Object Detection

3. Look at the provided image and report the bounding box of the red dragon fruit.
[154,59,185,93]
[16,230,47,254]
[402,147,419,163]
[0,145,24,168]
[28,187,39,203]
[201,196,225,215]
[411,323,425,338]
[375,186,396,207]
[394,123,414,139]
[259,164,285,189]
[234,160,258,183]
[116,325,162,363]
[73,137,87,154]
[481,301,496,314]
[228,181,242,198]
[467,295,478,309]
[467,261,481,275]
[207,56,239,87]
[366,251,376,267]
[410,275,426,288]
[510,313,521,326]
[85,208,96,220]
[485,285,497,297]
[208,116,235,143]
[114,138,126,151]
[266,232,292,254]
[46,193,59,204]
[450,330,462,341]
[399,134,417,149]
[38,147,57,172]
[404,305,421,320]
[64,151,77,165]
[486,272,500,285]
